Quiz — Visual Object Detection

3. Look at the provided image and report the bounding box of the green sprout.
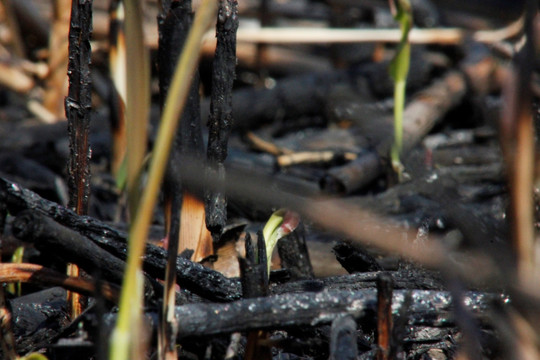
[262,209,300,274]
[7,246,24,296]
[389,0,412,181]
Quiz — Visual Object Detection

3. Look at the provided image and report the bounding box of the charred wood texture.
[205,0,239,239]
[12,210,127,286]
[9,287,70,355]
[160,1,204,195]
[201,52,433,130]
[240,232,269,298]
[333,241,382,273]
[168,289,502,338]
[65,0,93,215]
[376,273,394,360]
[277,223,314,280]
[0,176,241,302]
[270,270,442,295]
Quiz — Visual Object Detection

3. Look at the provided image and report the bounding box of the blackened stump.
[205,0,239,240]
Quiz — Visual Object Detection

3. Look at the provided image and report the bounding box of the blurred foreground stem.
[109,0,218,358]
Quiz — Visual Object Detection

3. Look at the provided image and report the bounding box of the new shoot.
[389,0,412,181]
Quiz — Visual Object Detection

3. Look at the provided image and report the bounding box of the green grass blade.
[389,0,412,179]
[109,0,218,358]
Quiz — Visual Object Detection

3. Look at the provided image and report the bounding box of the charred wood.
[333,241,382,273]
[65,0,93,215]
[205,0,239,239]
[0,176,241,302]
[9,287,70,355]
[144,289,501,338]
[12,210,129,288]
[201,55,433,131]
[160,1,205,194]
[277,223,314,280]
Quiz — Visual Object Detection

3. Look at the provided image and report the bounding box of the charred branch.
[0,177,241,302]
[205,0,239,239]
[12,210,128,287]
[148,289,502,338]
[65,0,93,215]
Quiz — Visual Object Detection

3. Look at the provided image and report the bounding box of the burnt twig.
[64,0,93,318]
[205,0,238,240]
[65,0,93,215]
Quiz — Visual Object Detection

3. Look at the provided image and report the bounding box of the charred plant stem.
[66,0,93,216]
[205,0,238,241]
[65,0,93,319]
[377,273,394,360]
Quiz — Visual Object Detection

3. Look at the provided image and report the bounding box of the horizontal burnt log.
[102,289,504,339]
[270,270,442,295]
[0,176,241,302]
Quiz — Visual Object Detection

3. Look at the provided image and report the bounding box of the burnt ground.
[0,1,539,359]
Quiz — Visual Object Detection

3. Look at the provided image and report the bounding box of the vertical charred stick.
[65,0,93,318]
[241,231,271,359]
[329,315,358,360]
[257,230,268,281]
[277,223,314,280]
[66,0,93,215]
[205,0,238,241]
[160,1,210,262]
[239,232,268,298]
[376,273,394,360]
[158,2,204,356]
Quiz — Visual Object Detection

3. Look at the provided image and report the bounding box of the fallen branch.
[108,289,505,338]
[322,71,467,194]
